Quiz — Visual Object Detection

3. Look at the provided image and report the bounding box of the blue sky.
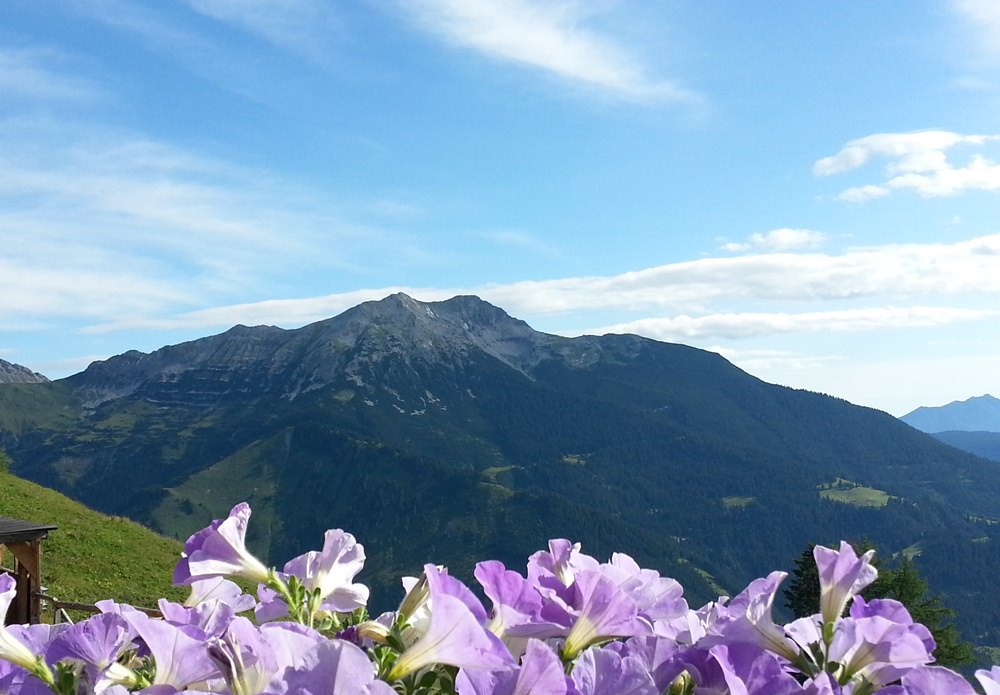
[2,1,1000,416]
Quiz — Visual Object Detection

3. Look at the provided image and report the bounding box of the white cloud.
[813,131,994,176]
[400,0,696,103]
[479,234,1000,315]
[721,228,827,253]
[815,130,1000,200]
[836,184,890,203]
[585,306,998,342]
[884,154,1000,197]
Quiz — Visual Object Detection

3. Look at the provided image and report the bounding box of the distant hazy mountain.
[901,394,1000,433]
[2,294,1000,643]
[0,359,48,384]
[931,430,1000,463]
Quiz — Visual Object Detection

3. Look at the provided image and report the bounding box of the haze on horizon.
[2,1,1000,416]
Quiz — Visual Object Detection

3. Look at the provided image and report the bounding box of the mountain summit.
[901,394,1000,433]
[3,294,1000,640]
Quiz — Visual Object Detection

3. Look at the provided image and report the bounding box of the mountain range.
[1,294,999,644]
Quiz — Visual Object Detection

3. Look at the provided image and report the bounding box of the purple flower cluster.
[0,505,996,694]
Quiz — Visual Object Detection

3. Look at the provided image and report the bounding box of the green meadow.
[0,471,185,614]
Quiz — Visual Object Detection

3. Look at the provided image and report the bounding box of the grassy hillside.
[0,470,185,612]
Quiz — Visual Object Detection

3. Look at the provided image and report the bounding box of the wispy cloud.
[400,0,696,103]
[0,47,101,103]
[815,130,1000,201]
[64,0,313,106]
[82,287,463,333]
[721,228,827,253]
[0,119,415,324]
[708,347,840,372]
[182,0,342,64]
[483,229,561,257]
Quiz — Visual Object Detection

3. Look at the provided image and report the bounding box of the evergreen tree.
[783,544,821,620]
[783,544,974,668]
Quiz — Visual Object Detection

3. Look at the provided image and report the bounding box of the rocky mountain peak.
[0,359,48,384]
[60,295,551,407]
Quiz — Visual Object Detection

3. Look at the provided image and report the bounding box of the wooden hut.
[0,516,57,625]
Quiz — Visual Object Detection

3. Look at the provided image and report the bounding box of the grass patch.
[0,471,184,612]
[690,565,729,597]
[481,465,515,479]
[820,485,891,507]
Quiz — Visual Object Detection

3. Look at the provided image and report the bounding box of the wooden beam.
[7,542,40,580]
[5,542,42,624]
[11,564,29,625]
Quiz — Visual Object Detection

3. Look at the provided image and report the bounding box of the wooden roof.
[0,517,57,544]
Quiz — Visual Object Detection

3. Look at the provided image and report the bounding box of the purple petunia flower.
[570,645,659,695]
[702,643,807,695]
[263,638,393,695]
[173,503,270,586]
[475,561,565,657]
[880,665,979,695]
[45,612,137,689]
[599,553,688,627]
[703,571,801,663]
[0,575,42,673]
[282,529,370,614]
[977,666,1000,695]
[561,571,651,660]
[183,577,257,613]
[121,610,219,689]
[528,540,600,590]
[827,614,935,688]
[387,564,515,681]
[456,638,570,695]
[813,542,877,628]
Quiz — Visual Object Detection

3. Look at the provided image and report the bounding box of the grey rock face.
[62,294,633,408]
[0,359,48,384]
